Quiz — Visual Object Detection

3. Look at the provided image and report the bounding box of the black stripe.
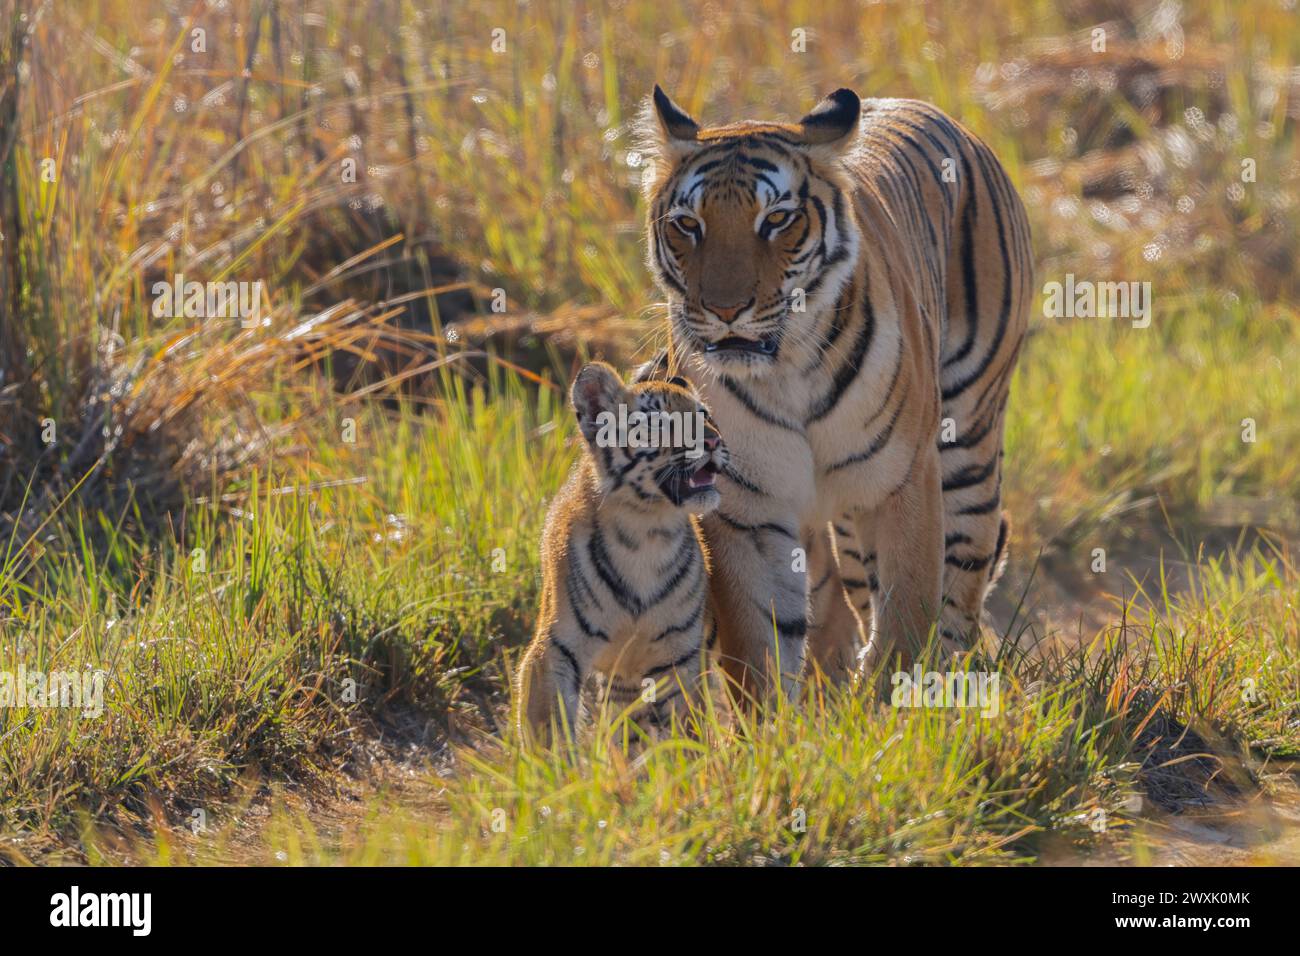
[587,524,639,614]
[970,352,1018,422]
[946,552,993,572]
[942,456,998,492]
[810,565,834,593]
[878,127,942,257]
[954,491,1001,516]
[823,388,905,474]
[721,461,768,496]
[854,345,904,438]
[645,641,704,678]
[938,398,1001,451]
[715,510,798,541]
[806,273,875,424]
[651,209,688,296]
[721,376,802,432]
[549,637,582,694]
[610,520,638,550]
[990,515,1009,577]
[842,573,879,596]
[944,151,980,371]
[651,600,704,643]
[941,144,1013,402]
[564,565,609,641]
[767,615,808,639]
[645,534,700,610]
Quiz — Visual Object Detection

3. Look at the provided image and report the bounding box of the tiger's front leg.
[858,446,944,676]
[703,509,808,707]
[804,523,866,685]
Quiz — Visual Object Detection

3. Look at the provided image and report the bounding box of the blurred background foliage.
[2,0,1298,527]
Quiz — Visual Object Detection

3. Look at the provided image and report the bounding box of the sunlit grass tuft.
[116,547,1299,866]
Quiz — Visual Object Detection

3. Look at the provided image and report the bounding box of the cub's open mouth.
[660,458,720,503]
[688,459,718,489]
[704,335,777,356]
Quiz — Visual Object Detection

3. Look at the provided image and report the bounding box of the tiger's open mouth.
[704,335,778,356]
[659,457,720,505]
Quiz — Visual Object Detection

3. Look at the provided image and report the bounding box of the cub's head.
[571,361,727,513]
[641,86,863,378]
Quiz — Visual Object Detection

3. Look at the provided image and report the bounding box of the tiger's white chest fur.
[690,257,927,532]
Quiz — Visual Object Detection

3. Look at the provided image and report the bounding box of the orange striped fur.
[637,86,1032,696]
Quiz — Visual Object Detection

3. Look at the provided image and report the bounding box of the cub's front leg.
[639,612,715,737]
[516,628,590,746]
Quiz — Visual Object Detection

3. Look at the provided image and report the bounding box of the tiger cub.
[516,361,727,745]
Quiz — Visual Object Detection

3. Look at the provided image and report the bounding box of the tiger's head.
[641,86,863,379]
[571,362,727,513]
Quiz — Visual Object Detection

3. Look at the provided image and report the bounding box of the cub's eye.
[672,214,700,233]
[763,209,792,229]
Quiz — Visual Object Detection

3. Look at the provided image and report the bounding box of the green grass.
[104,546,1300,866]
[7,326,1300,864]
[1006,295,1300,551]
[0,370,574,858]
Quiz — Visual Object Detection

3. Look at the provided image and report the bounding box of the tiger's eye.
[674,214,700,231]
[764,209,791,228]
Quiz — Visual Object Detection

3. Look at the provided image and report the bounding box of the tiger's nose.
[704,431,721,451]
[704,298,753,325]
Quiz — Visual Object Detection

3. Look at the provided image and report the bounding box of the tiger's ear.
[644,85,701,163]
[798,88,861,154]
[571,362,627,442]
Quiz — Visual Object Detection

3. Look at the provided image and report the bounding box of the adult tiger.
[637,85,1032,697]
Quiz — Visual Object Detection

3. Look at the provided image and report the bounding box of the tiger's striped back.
[840,99,1032,654]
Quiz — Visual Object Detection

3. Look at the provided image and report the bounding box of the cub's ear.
[571,362,627,442]
[798,88,861,152]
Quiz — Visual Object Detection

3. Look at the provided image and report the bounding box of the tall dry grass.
[4,1,1298,529]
